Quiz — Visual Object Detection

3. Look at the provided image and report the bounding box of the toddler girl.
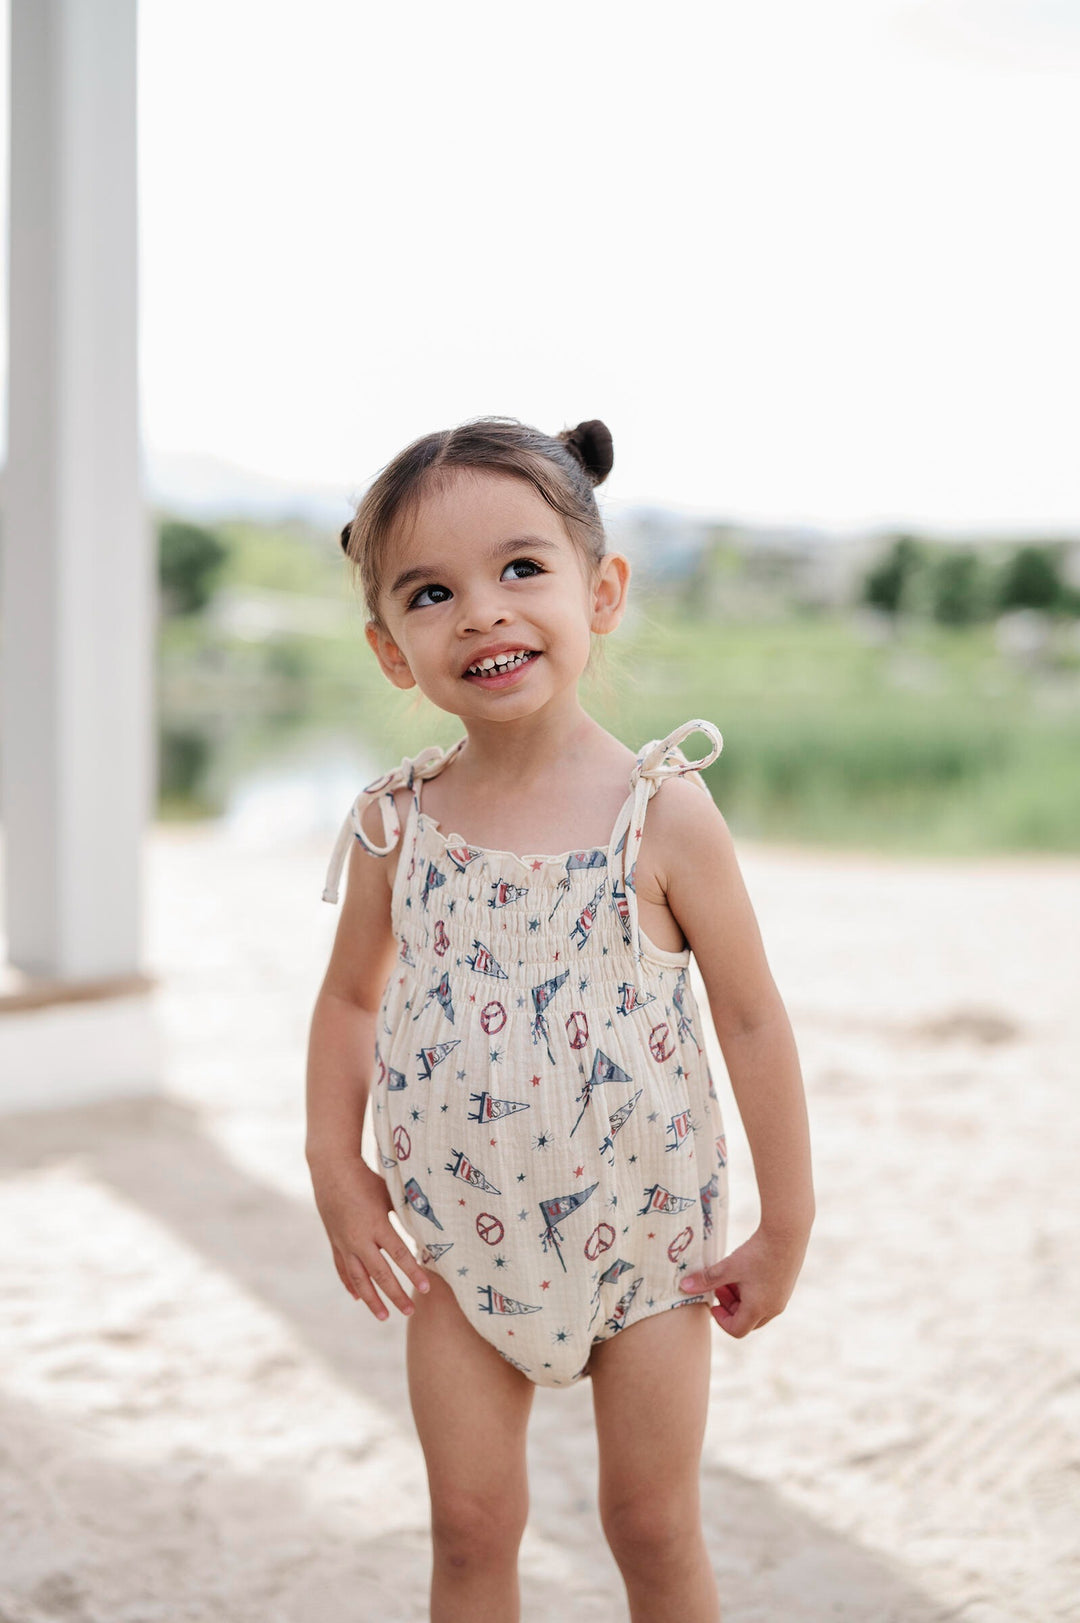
[307,417,814,1623]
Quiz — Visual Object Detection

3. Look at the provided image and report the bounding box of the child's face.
[366,470,628,724]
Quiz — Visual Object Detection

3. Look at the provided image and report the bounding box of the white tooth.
[481,657,497,669]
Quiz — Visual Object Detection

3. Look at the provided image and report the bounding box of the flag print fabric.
[322,719,729,1387]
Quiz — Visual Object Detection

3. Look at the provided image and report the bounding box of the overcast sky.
[3,1,1079,534]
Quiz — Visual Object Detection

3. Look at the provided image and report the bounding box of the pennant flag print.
[611,881,632,945]
[403,1177,444,1229]
[466,940,509,979]
[637,1183,697,1216]
[604,1275,644,1335]
[664,1107,695,1152]
[569,881,607,950]
[386,1067,407,1091]
[399,936,417,966]
[477,1285,542,1316]
[445,843,483,872]
[531,969,569,1062]
[414,970,455,1024]
[616,982,656,1016]
[444,1147,502,1195]
[468,1091,531,1123]
[417,1039,461,1081]
[598,1087,643,1164]
[488,878,529,908]
[420,1242,454,1264]
[420,862,446,909]
[538,1183,599,1272]
[672,970,698,1045]
[699,1173,720,1238]
[566,849,607,873]
[570,1049,634,1138]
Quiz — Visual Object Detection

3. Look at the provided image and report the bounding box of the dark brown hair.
[340,416,614,624]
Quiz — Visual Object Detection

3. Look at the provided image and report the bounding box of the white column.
[3,0,153,992]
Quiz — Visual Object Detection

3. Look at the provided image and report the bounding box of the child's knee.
[431,1487,528,1573]
[600,1490,700,1573]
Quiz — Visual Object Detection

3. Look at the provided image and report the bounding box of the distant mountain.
[145,450,354,528]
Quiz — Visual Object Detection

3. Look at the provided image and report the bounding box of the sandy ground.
[1,822,1078,1622]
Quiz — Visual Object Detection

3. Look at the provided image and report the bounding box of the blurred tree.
[995,544,1067,614]
[861,534,924,615]
[929,547,988,625]
[158,519,229,616]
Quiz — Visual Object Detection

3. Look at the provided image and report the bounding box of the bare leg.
[406,1270,535,1623]
[590,1302,720,1623]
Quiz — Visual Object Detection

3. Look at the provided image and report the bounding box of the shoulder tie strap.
[608,719,723,959]
[321,738,466,904]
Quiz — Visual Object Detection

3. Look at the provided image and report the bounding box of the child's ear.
[590,552,631,635]
[365,619,417,689]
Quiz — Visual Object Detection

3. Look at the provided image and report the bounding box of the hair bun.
[559,419,614,487]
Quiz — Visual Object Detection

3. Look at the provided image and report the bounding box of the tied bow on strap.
[322,740,465,904]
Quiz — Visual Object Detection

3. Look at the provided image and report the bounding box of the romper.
[322,718,730,1388]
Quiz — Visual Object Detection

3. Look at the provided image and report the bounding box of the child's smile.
[366,470,628,726]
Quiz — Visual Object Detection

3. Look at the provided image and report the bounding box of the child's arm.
[644,777,815,1336]
[306,814,431,1320]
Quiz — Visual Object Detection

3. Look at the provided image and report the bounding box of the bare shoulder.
[642,773,734,876]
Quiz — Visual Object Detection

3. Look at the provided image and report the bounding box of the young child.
[307,416,814,1623]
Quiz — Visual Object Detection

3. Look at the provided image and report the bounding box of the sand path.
[1,826,1077,1621]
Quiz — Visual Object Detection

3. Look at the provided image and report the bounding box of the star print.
[574,1165,585,1178]
[646,1296,655,1308]
[468,894,475,902]
[528,917,540,932]
[456,1069,467,1080]
[533,1133,551,1150]
[507,1329,515,1336]
[553,1328,569,1343]
[541,1280,551,1290]
[530,860,543,871]
[398,976,405,986]
[606,1018,613,1028]
[409,1108,424,1123]
[447,899,456,914]
[459,1198,467,1206]
[494,1255,508,1269]
[518,1210,528,1221]
[675,1064,685,1078]
[602,945,609,956]
[647,1231,655,1239]
[628,1154,637,1164]
[516,995,526,1008]
[647,1111,659,1123]
[489,1047,502,1063]
[440,1103,449,1113]
[516,1171,527,1182]
[554,950,560,961]
[458,1266,469,1276]
[490,1138,497,1147]
[468,992,477,1002]
[607,1194,618,1207]
[531,1075,541,1087]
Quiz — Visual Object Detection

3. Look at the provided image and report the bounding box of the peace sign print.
[476,1212,505,1246]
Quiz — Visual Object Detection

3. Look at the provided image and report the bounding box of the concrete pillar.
[3,0,153,984]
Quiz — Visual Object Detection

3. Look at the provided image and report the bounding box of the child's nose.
[456,587,509,635]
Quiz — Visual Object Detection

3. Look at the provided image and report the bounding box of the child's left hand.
[678,1222,811,1337]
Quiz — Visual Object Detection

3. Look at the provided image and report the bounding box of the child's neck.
[453,699,603,795]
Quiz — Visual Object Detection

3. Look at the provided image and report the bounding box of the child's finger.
[380,1232,431,1296]
[332,1245,359,1298]
[345,1257,391,1321]
[361,1246,416,1318]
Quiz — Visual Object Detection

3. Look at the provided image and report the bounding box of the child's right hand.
[309,1153,431,1321]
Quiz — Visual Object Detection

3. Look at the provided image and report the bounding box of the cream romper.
[322,718,730,1388]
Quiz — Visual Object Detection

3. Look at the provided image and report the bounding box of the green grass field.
[157,525,1080,855]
